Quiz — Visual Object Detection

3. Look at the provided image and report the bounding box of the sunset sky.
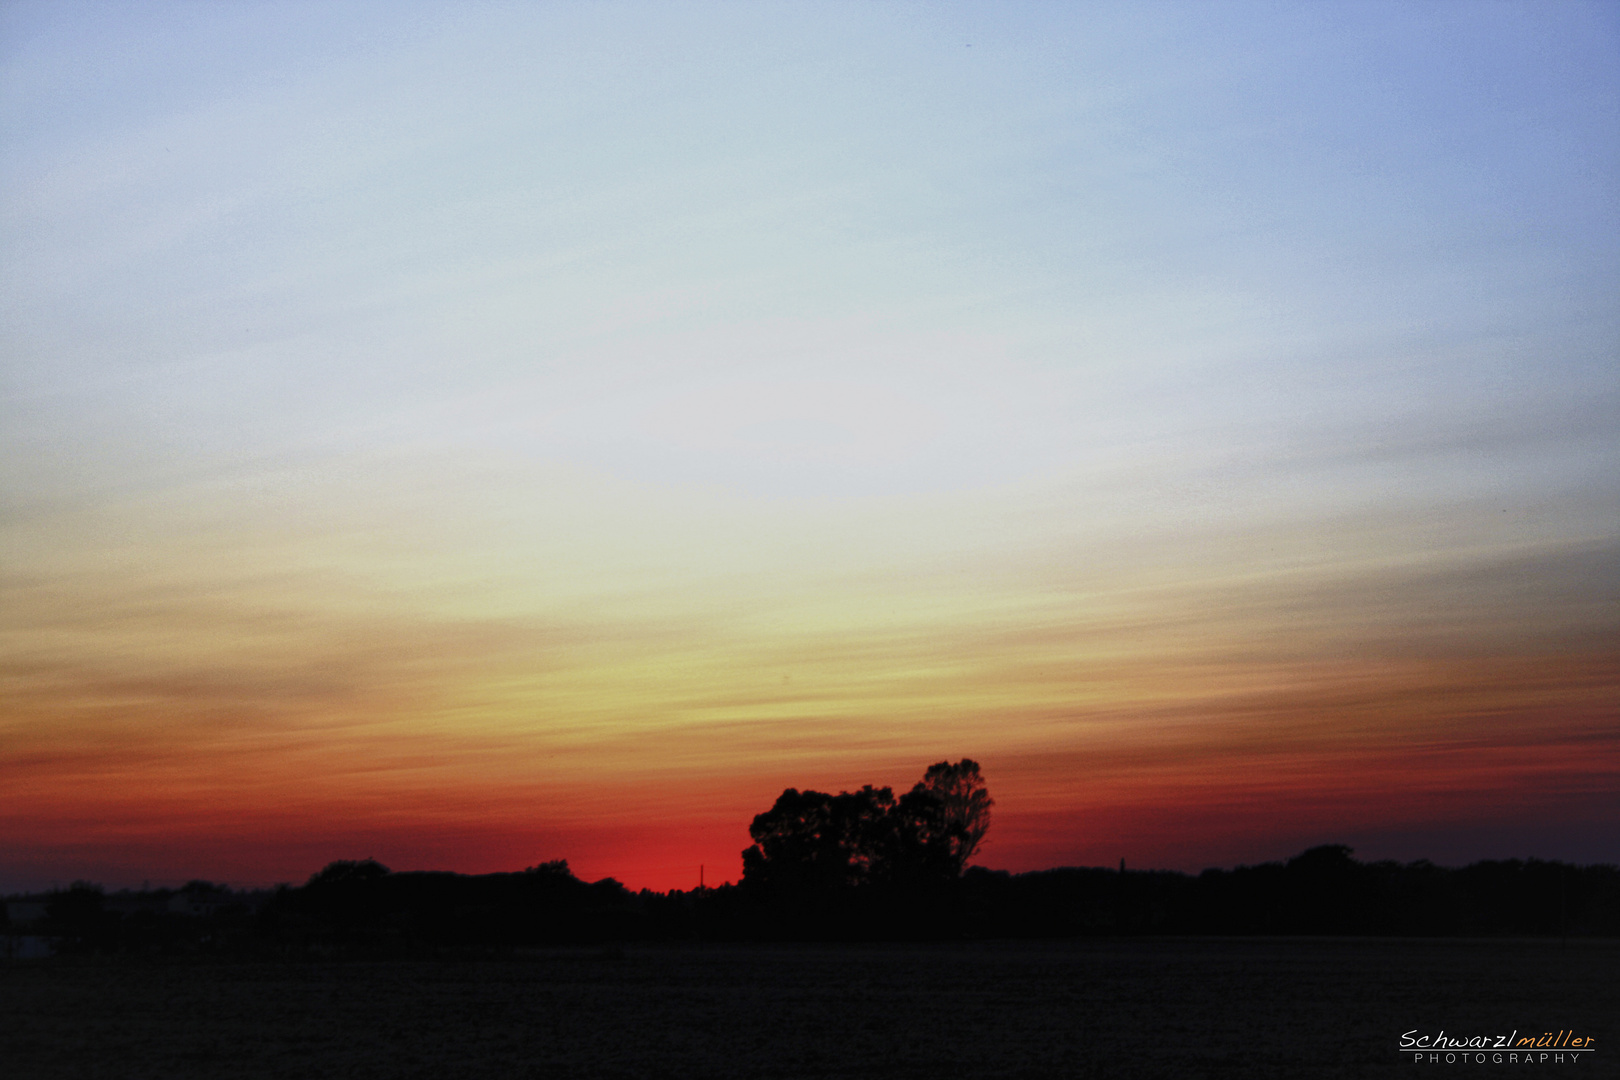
[3,1,1617,893]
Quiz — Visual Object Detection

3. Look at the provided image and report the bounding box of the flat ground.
[1,938,1613,1079]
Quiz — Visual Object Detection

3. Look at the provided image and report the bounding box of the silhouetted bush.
[257,859,642,955]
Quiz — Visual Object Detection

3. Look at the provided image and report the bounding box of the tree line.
[6,761,1618,953]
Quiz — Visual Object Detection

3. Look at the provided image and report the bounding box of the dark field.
[3,938,1613,1079]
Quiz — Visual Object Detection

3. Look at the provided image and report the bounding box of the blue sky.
[7,1,1614,501]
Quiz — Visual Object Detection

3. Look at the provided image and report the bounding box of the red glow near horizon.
[6,712,1617,895]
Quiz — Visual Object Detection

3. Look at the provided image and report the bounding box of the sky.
[2,0,1616,893]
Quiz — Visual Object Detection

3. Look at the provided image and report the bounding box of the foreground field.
[2,938,1614,1079]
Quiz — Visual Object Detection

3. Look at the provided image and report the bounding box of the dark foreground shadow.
[1,937,1614,1080]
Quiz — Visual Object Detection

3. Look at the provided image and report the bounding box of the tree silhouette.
[912,759,993,877]
[741,761,992,893]
[306,859,390,887]
[524,859,573,877]
[742,785,897,891]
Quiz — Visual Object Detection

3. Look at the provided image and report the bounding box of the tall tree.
[906,759,993,878]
